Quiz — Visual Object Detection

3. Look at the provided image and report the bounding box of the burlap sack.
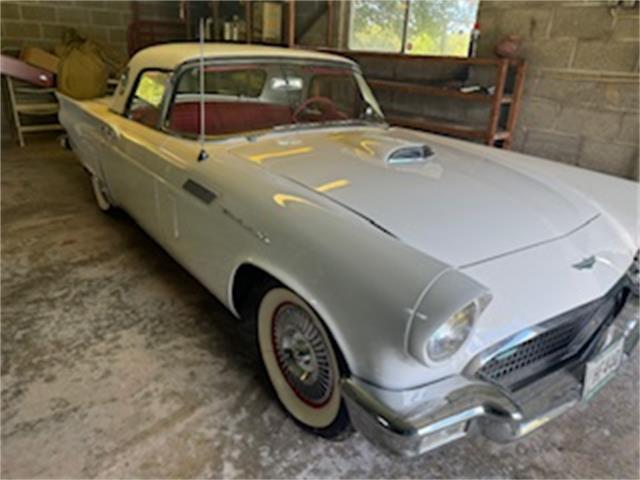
[56,30,109,99]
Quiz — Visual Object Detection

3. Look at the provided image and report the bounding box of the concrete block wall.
[0,1,181,145]
[1,1,133,145]
[478,0,639,179]
[1,1,134,61]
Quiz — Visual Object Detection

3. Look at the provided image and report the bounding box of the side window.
[126,70,170,128]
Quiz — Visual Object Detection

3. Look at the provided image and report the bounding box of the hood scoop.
[386,144,434,166]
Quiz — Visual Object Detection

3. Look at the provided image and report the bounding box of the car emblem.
[573,255,597,270]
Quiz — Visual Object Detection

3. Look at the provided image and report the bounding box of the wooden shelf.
[493,130,512,141]
[322,48,525,67]
[368,79,493,102]
[353,55,527,150]
[368,78,516,105]
[386,111,510,143]
[15,103,59,114]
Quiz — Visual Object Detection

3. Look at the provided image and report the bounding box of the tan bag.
[56,30,108,99]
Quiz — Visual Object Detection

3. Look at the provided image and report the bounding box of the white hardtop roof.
[111,43,356,115]
[129,43,356,71]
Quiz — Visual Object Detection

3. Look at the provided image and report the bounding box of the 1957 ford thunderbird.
[58,43,639,456]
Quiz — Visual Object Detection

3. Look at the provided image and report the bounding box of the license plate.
[582,339,624,400]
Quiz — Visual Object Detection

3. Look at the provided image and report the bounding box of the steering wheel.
[292,96,348,123]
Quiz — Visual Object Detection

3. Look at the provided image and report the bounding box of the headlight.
[426,294,491,362]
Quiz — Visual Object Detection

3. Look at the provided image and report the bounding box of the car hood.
[228,126,599,266]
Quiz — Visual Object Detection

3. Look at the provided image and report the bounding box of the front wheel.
[90,174,113,213]
[253,284,351,438]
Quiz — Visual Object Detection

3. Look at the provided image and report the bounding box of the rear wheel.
[91,174,113,212]
[252,283,351,438]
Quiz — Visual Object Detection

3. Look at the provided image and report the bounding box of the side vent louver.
[387,144,434,165]
[183,179,216,204]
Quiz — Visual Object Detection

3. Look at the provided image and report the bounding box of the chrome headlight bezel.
[406,270,492,367]
[426,293,492,363]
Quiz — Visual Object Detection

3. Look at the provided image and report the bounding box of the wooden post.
[245,0,252,43]
[400,0,410,53]
[288,0,296,47]
[212,1,219,41]
[327,0,333,48]
[337,0,348,49]
[486,59,508,146]
[131,1,140,22]
[503,60,527,150]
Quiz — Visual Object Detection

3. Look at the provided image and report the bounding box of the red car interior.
[168,101,293,136]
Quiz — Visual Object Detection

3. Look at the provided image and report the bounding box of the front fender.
[221,171,454,390]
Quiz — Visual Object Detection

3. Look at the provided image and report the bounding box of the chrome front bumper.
[342,296,639,457]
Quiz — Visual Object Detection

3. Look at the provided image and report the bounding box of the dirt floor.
[1,137,639,478]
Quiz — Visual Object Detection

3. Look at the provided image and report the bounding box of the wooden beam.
[400,0,410,54]
[368,78,496,103]
[131,0,140,22]
[324,48,521,67]
[503,60,527,150]
[486,59,508,146]
[245,0,252,43]
[212,0,219,41]
[336,0,348,49]
[288,0,296,47]
[385,112,487,140]
[327,0,333,48]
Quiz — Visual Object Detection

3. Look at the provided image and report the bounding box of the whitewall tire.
[254,285,350,437]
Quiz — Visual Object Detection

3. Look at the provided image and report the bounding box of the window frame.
[124,67,173,131]
[348,0,409,54]
[348,0,478,57]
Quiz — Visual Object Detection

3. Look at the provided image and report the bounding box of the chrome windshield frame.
[158,56,385,143]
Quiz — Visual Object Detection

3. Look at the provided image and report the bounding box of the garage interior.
[1,1,638,478]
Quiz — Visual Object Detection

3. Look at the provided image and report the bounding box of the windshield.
[165,61,384,138]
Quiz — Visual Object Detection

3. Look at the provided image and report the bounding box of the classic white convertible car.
[58,43,639,456]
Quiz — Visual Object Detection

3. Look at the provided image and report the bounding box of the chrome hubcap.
[272,303,333,406]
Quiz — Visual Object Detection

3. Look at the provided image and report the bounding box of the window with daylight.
[348,0,480,57]
[127,70,170,129]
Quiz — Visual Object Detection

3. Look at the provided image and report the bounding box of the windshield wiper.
[274,118,385,132]
[245,118,386,142]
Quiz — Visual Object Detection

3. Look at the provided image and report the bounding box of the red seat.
[169,101,292,136]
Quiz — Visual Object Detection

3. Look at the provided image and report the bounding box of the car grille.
[475,277,631,391]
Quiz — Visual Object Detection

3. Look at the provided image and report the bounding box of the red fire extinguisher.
[468,22,480,57]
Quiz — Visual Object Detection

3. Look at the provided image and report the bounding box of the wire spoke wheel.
[272,302,334,407]
[256,286,348,433]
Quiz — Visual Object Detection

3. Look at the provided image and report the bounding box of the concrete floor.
[1,137,639,479]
